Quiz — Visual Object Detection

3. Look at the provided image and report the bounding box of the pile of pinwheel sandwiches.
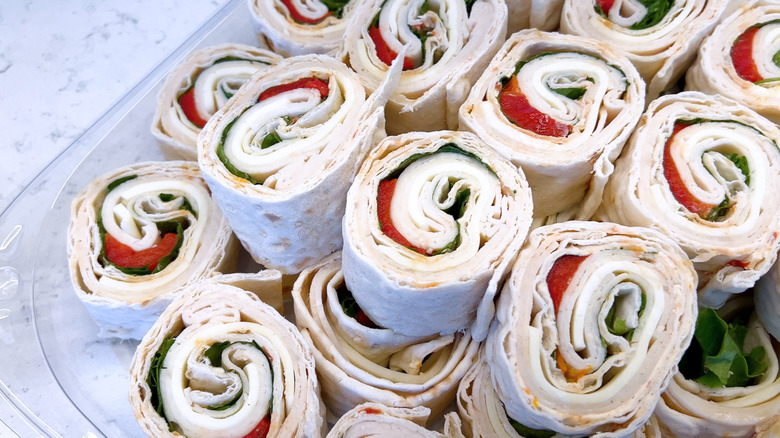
[66,0,780,436]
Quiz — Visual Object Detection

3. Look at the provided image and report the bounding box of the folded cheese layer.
[343,0,507,133]
[128,272,325,438]
[598,91,780,308]
[342,130,533,340]
[686,1,780,125]
[198,54,399,274]
[67,161,238,339]
[151,43,282,161]
[293,252,479,421]
[459,29,644,219]
[485,221,698,437]
[561,0,729,99]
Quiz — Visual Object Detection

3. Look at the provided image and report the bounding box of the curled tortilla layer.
[686,1,780,124]
[67,161,238,339]
[342,130,533,340]
[654,295,780,438]
[342,0,507,133]
[151,44,282,161]
[198,54,400,274]
[485,221,698,437]
[598,91,780,308]
[293,252,479,422]
[248,0,358,56]
[459,29,645,219]
[325,402,464,438]
[129,271,324,438]
[505,0,563,34]
[561,0,729,99]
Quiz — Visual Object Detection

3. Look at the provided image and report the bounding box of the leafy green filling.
[384,143,495,180]
[464,0,476,14]
[679,307,768,388]
[147,337,176,418]
[629,0,674,30]
[217,115,264,185]
[200,340,272,412]
[158,193,197,218]
[553,87,588,100]
[773,49,780,69]
[508,418,556,438]
[318,0,351,18]
[337,286,360,318]
[107,175,138,193]
[261,131,282,149]
[605,292,646,341]
[728,153,751,186]
[98,177,186,275]
[594,4,607,18]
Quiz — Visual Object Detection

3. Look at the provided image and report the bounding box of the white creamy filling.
[381,151,499,271]
[283,0,330,21]
[193,60,266,120]
[662,123,763,229]
[591,0,691,44]
[100,179,210,252]
[222,74,352,184]
[753,23,780,81]
[160,321,295,438]
[514,53,627,136]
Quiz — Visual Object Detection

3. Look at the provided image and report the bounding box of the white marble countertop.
[0,0,230,215]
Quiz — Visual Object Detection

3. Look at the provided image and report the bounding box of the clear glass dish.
[0,1,258,436]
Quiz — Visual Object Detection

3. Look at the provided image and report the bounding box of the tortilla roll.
[342,0,507,133]
[598,91,780,308]
[459,29,645,219]
[128,271,324,437]
[293,252,479,422]
[342,130,533,340]
[198,53,401,274]
[67,161,238,339]
[485,221,698,437]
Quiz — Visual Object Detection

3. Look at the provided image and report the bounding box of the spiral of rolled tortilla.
[198,54,401,274]
[342,130,533,340]
[686,1,780,125]
[129,271,325,438]
[756,257,780,343]
[342,0,507,134]
[485,221,698,437]
[654,294,780,438]
[293,252,479,422]
[598,91,780,308]
[151,44,282,161]
[325,402,464,438]
[248,0,358,56]
[67,161,238,339]
[560,0,730,99]
[459,29,645,219]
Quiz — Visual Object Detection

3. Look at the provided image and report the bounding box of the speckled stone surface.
[0,0,229,214]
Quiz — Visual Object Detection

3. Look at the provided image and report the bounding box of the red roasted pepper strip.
[280,0,331,24]
[377,179,429,254]
[356,309,378,328]
[368,26,415,70]
[596,0,615,14]
[360,407,384,415]
[499,76,571,137]
[663,123,717,217]
[546,255,588,315]
[242,415,271,438]
[178,87,209,129]
[731,26,763,83]
[258,77,330,101]
[104,233,178,271]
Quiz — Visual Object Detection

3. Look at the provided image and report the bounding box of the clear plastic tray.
[0,1,259,436]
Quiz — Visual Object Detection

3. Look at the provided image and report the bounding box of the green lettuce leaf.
[630,0,674,30]
[147,337,176,417]
[509,418,556,438]
[680,307,768,388]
